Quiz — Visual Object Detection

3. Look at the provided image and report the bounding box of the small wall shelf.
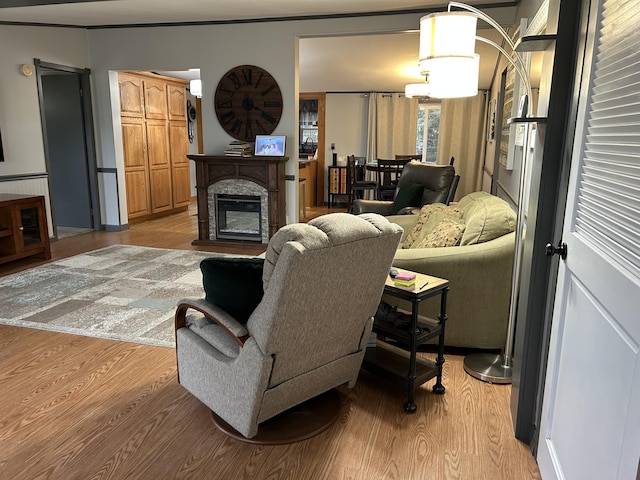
[514,34,557,52]
[508,117,548,124]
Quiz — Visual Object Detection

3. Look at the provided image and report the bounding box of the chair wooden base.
[210,389,342,445]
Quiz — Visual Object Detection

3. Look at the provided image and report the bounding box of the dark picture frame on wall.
[487,98,497,142]
[498,65,516,170]
[0,128,4,162]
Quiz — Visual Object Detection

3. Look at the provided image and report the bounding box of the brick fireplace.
[188,154,288,245]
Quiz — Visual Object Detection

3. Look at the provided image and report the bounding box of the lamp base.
[463,352,512,384]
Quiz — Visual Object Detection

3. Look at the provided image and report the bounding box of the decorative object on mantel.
[254,134,286,157]
[224,140,253,156]
[214,65,283,142]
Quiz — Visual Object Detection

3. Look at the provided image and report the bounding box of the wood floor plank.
[1,321,541,480]
[0,204,541,479]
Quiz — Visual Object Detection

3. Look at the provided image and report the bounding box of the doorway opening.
[35,59,99,239]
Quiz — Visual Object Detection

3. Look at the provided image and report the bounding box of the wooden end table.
[362,269,449,412]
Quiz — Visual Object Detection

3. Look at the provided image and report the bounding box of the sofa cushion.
[457,192,516,245]
[401,203,464,248]
[389,183,424,215]
[413,217,466,248]
[200,257,265,323]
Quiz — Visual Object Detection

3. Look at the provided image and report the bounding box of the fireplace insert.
[215,194,262,242]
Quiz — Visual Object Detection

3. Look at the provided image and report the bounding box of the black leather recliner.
[350,162,457,215]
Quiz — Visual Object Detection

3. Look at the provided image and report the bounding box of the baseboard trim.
[101,224,129,232]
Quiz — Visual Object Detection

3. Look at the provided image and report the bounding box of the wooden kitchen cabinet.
[118,71,190,221]
[118,73,144,118]
[146,118,172,213]
[121,115,151,218]
[169,122,191,207]
[298,160,317,208]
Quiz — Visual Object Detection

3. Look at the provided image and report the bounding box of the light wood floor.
[0,203,541,479]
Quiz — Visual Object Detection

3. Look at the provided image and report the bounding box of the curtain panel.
[367,93,419,161]
[437,93,488,200]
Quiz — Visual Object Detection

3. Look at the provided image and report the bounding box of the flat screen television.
[254,135,286,157]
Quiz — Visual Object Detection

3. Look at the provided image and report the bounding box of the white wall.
[0,7,521,229]
[325,93,368,161]
[0,25,90,235]
[86,14,427,225]
[323,92,369,201]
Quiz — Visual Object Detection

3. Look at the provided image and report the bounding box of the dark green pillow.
[200,257,265,324]
[390,183,424,215]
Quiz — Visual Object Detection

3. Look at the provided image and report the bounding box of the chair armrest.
[175,298,249,346]
[351,199,394,215]
[395,206,418,215]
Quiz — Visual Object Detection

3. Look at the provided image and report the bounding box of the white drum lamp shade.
[418,12,478,70]
[405,82,431,98]
[425,54,480,98]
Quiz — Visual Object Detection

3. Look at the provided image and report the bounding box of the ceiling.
[0,0,518,93]
[299,29,505,93]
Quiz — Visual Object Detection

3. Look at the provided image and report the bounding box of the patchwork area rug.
[0,245,247,348]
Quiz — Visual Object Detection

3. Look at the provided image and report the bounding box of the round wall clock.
[214,65,283,142]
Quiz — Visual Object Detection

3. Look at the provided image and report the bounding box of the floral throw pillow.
[401,203,464,249]
[413,217,466,248]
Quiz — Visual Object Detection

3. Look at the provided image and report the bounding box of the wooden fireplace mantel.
[188,154,288,244]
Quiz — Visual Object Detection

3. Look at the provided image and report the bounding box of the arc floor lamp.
[417,1,537,383]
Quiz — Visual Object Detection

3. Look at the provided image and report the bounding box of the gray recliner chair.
[174,213,402,439]
[351,162,456,215]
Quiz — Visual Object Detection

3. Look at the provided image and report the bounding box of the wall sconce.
[189,79,202,98]
[20,64,33,77]
[419,1,538,384]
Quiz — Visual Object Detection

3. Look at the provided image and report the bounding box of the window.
[416,103,441,163]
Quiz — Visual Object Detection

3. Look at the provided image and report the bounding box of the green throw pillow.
[389,183,424,215]
[200,257,265,324]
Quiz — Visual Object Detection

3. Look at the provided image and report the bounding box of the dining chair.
[446,157,460,204]
[395,154,422,161]
[346,155,378,211]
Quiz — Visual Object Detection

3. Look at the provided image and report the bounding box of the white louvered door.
[536,0,640,478]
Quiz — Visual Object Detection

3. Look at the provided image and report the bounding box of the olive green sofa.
[385,191,517,350]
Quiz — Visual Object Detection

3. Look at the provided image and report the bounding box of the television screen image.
[255,135,286,157]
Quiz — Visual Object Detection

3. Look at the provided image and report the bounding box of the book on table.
[393,272,416,288]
